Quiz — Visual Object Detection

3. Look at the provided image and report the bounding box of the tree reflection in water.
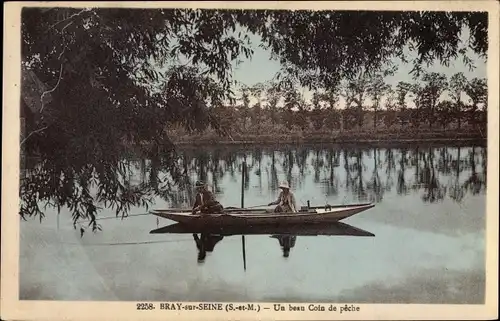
[163,144,487,208]
[20,144,487,230]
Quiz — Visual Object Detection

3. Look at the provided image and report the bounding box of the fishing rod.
[75,212,152,224]
[74,204,267,225]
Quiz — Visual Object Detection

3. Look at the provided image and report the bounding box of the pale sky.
[228,29,487,109]
[157,24,487,110]
[232,33,487,89]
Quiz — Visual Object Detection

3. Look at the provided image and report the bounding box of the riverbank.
[170,129,487,147]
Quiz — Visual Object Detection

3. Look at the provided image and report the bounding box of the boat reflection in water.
[271,235,297,258]
[151,222,375,263]
[192,233,224,263]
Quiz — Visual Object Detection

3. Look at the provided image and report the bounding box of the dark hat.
[195,181,205,188]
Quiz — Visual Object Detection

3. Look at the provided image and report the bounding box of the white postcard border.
[2,1,499,320]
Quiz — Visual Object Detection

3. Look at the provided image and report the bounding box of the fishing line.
[60,235,244,247]
[97,212,152,220]
[61,238,196,246]
[75,212,152,224]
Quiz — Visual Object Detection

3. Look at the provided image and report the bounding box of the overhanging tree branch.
[46,8,91,31]
[40,63,63,113]
[20,126,48,146]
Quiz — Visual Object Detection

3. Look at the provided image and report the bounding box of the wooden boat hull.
[150,221,375,237]
[150,203,375,227]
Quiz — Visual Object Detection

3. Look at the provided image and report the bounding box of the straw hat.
[279,181,290,189]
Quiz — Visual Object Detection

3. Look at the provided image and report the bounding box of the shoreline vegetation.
[166,113,487,147]
[170,129,486,147]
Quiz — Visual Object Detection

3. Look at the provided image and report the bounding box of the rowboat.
[150,202,375,227]
[150,221,375,237]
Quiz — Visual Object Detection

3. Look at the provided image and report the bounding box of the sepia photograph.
[2,1,498,320]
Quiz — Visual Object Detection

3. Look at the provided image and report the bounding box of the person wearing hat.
[267,181,297,213]
[192,180,224,214]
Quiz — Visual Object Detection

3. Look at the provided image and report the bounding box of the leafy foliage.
[464,77,488,128]
[420,72,449,128]
[236,10,487,89]
[21,8,254,228]
[177,70,487,139]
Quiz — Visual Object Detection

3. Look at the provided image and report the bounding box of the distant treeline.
[168,72,488,143]
[169,108,487,144]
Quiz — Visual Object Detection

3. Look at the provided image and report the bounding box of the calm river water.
[19,143,487,303]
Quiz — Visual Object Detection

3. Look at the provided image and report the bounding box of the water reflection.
[152,222,375,264]
[271,235,297,258]
[19,143,486,303]
[155,144,487,208]
[192,233,224,263]
[21,144,487,222]
[150,222,376,237]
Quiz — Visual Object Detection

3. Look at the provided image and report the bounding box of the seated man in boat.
[192,181,224,215]
[267,181,298,213]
